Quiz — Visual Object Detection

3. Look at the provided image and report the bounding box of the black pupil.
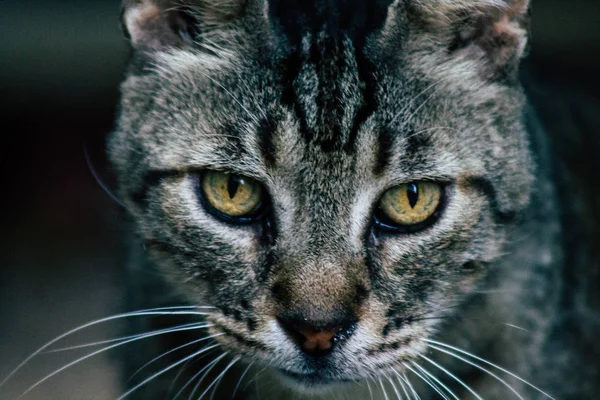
[407,183,419,208]
[227,176,244,199]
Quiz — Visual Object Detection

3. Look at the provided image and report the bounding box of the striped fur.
[107,1,594,398]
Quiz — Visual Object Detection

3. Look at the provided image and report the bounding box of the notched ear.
[413,0,530,81]
[121,0,246,53]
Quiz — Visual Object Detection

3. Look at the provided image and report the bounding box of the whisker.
[426,344,525,400]
[0,306,214,389]
[17,323,211,400]
[401,372,422,400]
[501,323,530,333]
[420,354,484,400]
[169,347,221,400]
[388,75,452,126]
[117,343,222,400]
[189,353,229,400]
[241,364,268,393]
[410,362,460,400]
[394,372,411,400]
[46,322,211,354]
[407,304,465,322]
[128,331,223,382]
[83,142,126,208]
[231,361,253,399]
[366,378,375,400]
[198,356,240,400]
[423,339,555,399]
[404,126,462,141]
[403,362,451,400]
[188,69,260,125]
[378,377,391,400]
[167,358,194,399]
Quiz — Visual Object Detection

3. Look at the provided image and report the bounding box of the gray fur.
[108,0,598,398]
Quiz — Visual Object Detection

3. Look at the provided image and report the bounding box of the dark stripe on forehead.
[345,39,378,153]
[269,0,394,47]
[270,0,393,153]
[374,127,395,175]
[310,34,345,151]
[257,115,278,167]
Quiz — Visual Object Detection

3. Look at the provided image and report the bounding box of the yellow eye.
[202,171,264,219]
[378,182,443,228]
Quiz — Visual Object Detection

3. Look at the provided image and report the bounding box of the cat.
[101,0,599,399]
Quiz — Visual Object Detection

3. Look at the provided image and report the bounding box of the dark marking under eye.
[233,309,243,322]
[258,249,278,283]
[382,323,391,337]
[464,176,518,223]
[247,318,257,332]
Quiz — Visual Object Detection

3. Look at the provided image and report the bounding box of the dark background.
[1,1,599,399]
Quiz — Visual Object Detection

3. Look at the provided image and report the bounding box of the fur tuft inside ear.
[412,0,530,80]
[121,0,246,53]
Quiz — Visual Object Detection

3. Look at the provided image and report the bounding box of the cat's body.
[108,0,600,399]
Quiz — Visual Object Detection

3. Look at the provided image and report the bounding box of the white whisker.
[404,362,453,400]
[388,73,460,128]
[401,372,421,400]
[0,306,214,389]
[426,344,525,400]
[46,322,211,354]
[395,372,412,400]
[118,344,222,400]
[168,358,194,398]
[501,323,530,333]
[190,69,260,125]
[423,339,555,399]
[188,352,229,399]
[232,361,253,399]
[198,356,240,400]
[420,354,483,400]
[388,78,445,126]
[17,323,211,400]
[171,351,224,400]
[387,371,405,400]
[366,378,375,400]
[378,377,391,400]
[128,331,222,382]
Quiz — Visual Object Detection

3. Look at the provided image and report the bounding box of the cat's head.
[110,0,533,391]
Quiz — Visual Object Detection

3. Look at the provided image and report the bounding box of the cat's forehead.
[123,0,516,182]
[133,40,455,187]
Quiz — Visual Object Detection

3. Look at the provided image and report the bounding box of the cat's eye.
[200,171,265,222]
[375,182,444,232]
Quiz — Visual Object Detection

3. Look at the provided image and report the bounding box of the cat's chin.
[276,368,357,395]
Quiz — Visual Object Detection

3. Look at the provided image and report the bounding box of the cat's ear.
[410,0,530,80]
[121,0,246,53]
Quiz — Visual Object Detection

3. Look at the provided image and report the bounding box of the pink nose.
[296,328,339,352]
[277,314,357,356]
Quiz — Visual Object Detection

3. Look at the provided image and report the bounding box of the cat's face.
[110,0,533,391]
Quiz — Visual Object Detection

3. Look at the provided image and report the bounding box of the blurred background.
[0,0,599,399]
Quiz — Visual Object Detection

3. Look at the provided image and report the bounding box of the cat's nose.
[277,313,357,356]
